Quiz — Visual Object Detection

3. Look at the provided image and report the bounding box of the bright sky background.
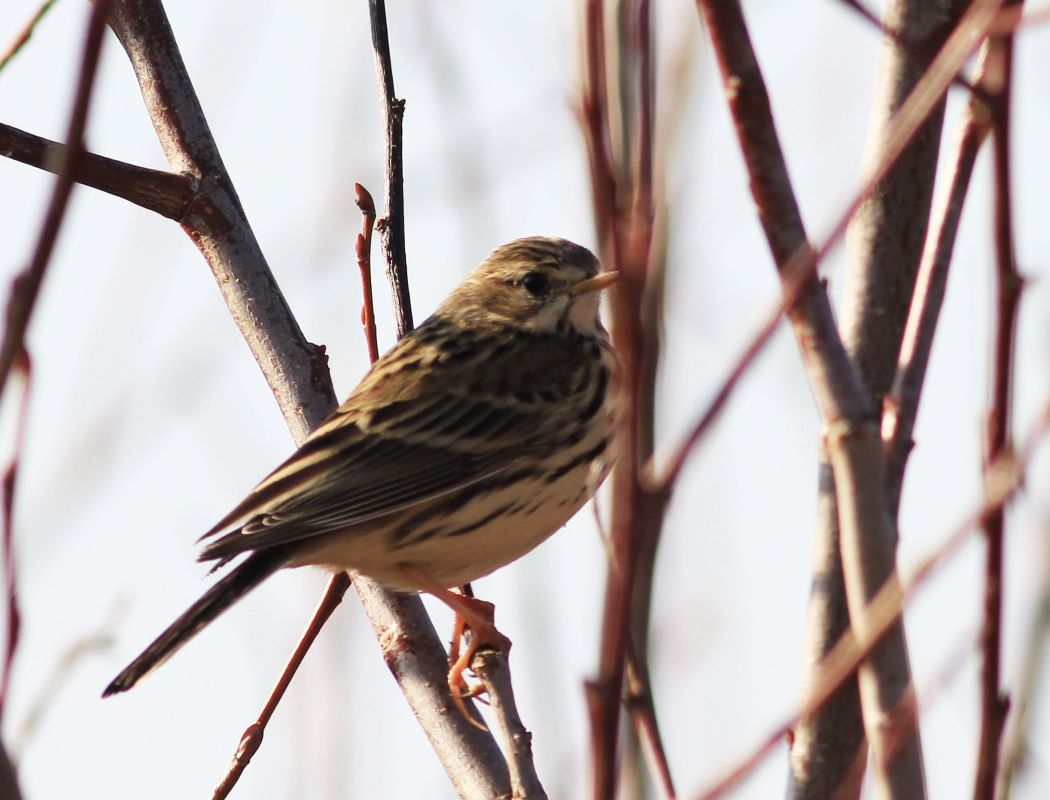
[1,1,1050,798]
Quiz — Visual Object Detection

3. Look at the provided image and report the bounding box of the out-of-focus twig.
[0,350,30,722]
[0,0,60,72]
[11,600,122,757]
[0,0,110,399]
[579,3,668,798]
[882,49,994,503]
[997,521,1050,799]
[0,8,110,799]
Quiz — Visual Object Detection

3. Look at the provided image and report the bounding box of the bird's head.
[438,237,617,336]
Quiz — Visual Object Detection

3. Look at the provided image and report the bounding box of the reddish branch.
[681,3,1007,798]
[0,6,110,799]
[354,183,380,363]
[0,0,110,397]
[97,0,511,795]
[580,3,669,798]
[212,575,351,800]
[0,0,59,72]
[974,8,1023,797]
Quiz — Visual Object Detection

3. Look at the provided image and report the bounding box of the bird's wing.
[195,388,536,563]
[196,323,602,563]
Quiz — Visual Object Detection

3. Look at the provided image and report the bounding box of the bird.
[103,237,618,704]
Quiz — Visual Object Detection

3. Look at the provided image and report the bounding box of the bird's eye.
[521,271,550,297]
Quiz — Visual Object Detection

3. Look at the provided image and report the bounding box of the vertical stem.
[367,0,413,336]
[974,9,1021,796]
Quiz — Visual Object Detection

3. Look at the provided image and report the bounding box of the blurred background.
[1,0,1049,797]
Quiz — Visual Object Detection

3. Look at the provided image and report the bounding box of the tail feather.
[103,549,288,697]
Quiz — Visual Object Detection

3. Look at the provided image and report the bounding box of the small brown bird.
[104,237,617,700]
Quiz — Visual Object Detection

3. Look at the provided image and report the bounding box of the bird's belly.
[294,460,602,592]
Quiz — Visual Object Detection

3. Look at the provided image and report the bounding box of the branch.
[0,0,110,398]
[354,183,380,363]
[0,0,59,72]
[471,649,547,800]
[367,0,412,335]
[212,574,350,800]
[882,62,993,505]
[579,3,668,798]
[0,350,29,723]
[696,397,1050,799]
[105,1,510,795]
[688,4,1002,797]
[0,122,194,220]
[974,7,1023,796]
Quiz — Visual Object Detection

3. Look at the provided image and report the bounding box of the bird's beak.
[568,271,619,296]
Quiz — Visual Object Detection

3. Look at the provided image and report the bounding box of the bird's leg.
[399,565,511,726]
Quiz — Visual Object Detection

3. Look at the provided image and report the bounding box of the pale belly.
[291,443,609,592]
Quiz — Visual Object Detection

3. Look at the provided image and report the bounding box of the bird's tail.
[103,549,288,697]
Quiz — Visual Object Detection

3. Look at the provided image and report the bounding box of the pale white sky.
[1,1,1050,798]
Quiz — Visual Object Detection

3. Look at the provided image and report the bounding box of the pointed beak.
[568,271,619,297]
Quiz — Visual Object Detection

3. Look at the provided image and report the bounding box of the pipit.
[104,237,617,709]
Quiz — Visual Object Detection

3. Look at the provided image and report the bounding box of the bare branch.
[367,0,413,335]
[105,1,510,795]
[354,183,380,363]
[0,350,29,721]
[0,0,110,398]
[0,0,59,72]
[974,7,1023,795]
[0,122,194,220]
[472,649,547,800]
[882,67,993,505]
[212,574,351,800]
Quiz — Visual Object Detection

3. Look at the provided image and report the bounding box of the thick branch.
[106,1,510,795]
[694,3,1006,797]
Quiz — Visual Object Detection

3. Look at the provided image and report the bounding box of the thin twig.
[212,574,351,800]
[974,5,1023,796]
[0,122,195,221]
[0,0,60,72]
[0,0,110,399]
[354,183,379,363]
[212,181,384,796]
[367,0,412,336]
[882,53,994,506]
